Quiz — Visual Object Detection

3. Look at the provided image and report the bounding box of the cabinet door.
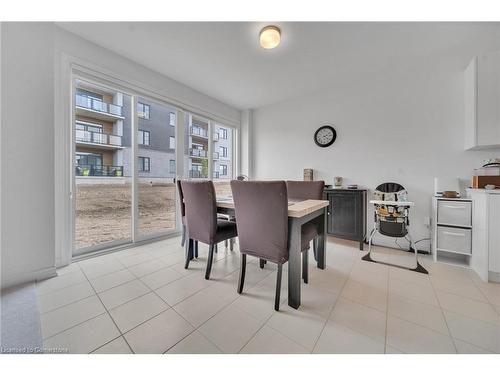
[489,195,500,274]
[477,51,500,147]
[328,192,360,238]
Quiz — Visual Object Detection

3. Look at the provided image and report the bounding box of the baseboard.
[1,266,57,291]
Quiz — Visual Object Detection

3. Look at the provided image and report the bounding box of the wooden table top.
[216,198,329,218]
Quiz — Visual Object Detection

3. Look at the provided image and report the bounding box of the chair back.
[230,181,289,264]
[176,179,185,218]
[286,180,325,201]
[181,180,218,244]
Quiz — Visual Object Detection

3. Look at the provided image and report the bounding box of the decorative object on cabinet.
[464,51,500,150]
[431,197,472,267]
[434,177,461,197]
[333,176,342,188]
[303,169,313,181]
[363,183,428,274]
[323,188,366,250]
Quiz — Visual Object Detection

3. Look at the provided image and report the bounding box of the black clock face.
[314,126,337,147]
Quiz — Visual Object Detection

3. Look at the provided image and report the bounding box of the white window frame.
[137,102,150,119]
[138,129,150,146]
[55,56,240,267]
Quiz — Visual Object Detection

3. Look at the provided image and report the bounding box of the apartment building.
[75,81,232,182]
[74,81,127,180]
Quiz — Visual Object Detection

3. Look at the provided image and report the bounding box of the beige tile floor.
[35,236,500,354]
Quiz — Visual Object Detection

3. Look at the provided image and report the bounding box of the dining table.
[216,197,330,309]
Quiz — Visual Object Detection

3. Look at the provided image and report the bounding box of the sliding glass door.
[137,97,177,239]
[72,76,237,256]
[72,79,179,256]
[73,79,133,254]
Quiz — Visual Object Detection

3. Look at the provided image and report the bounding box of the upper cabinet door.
[465,51,500,150]
[477,51,500,147]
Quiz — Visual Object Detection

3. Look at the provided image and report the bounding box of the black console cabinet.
[323,188,367,250]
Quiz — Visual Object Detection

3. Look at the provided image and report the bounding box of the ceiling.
[57,22,500,109]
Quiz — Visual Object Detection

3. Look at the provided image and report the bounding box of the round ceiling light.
[259,26,281,49]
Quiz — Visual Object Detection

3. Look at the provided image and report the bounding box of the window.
[219,146,228,158]
[169,136,175,149]
[219,128,228,139]
[220,164,228,176]
[138,130,150,146]
[138,102,150,119]
[76,88,103,101]
[169,160,176,174]
[138,157,151,172]
[169,112,176,126]
[76,121,103,133]
[76,152,102,167]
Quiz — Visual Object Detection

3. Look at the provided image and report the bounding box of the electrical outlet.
[423,216,430,226]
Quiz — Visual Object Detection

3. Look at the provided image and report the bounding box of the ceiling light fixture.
[259,26,281,49]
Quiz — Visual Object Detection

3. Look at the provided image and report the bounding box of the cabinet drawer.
[437,226,472,255]
[437,200,471,227]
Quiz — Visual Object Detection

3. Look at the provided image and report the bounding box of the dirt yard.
[75,181,231,250]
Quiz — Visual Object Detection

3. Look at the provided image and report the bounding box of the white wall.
[1,23,240,288]
[252,66,498,250]
[1,23,56,287]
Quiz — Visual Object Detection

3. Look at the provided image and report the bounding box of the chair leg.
[230,238,234,251]
[225,239,228,248]
[205,244,215,280]
[275,264,283,311]
[313,238,317,261]
[237,254,246,294]
[184,238,193,269]
[194,240,199,258]
[302,249,309,284]
[181,224,186,247]
[215,243,218,253]
[259,259,266,269]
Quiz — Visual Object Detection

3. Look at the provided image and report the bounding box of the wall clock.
[314,125,337,147]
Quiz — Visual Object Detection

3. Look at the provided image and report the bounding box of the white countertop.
[467,188,500,195]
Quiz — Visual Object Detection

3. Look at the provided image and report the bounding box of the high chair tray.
[369,200,414,206]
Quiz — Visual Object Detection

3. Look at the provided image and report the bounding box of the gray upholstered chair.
[181,180,238,279]
[230,181,313,311]
[286,180,325,262]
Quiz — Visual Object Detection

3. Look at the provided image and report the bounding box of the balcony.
[189,148,208,158]
[188,170,207,179]
[189,126,208,138]
[76,129,123,149]
[75,94,124,121]
[75,165,124,177]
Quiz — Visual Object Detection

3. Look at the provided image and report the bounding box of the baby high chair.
[362,182,428,274]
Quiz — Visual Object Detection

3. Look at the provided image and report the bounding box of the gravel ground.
[75,181,231,250]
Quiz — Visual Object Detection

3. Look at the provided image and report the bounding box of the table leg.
[288,218,302,309]
[316,208,326,269]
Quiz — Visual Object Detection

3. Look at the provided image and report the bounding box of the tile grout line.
[426,267,458,353]
[76,261,136,354]
[309,257,356,354]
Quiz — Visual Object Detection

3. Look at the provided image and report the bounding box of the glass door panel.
[73,79,132,254]
[184,113,209,179]
[212,123,234,197]
[137,97,177,238]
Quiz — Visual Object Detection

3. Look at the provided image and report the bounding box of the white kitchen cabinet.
[468,189,500,282]
[465,51,500,150]
[432,197,472,266]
